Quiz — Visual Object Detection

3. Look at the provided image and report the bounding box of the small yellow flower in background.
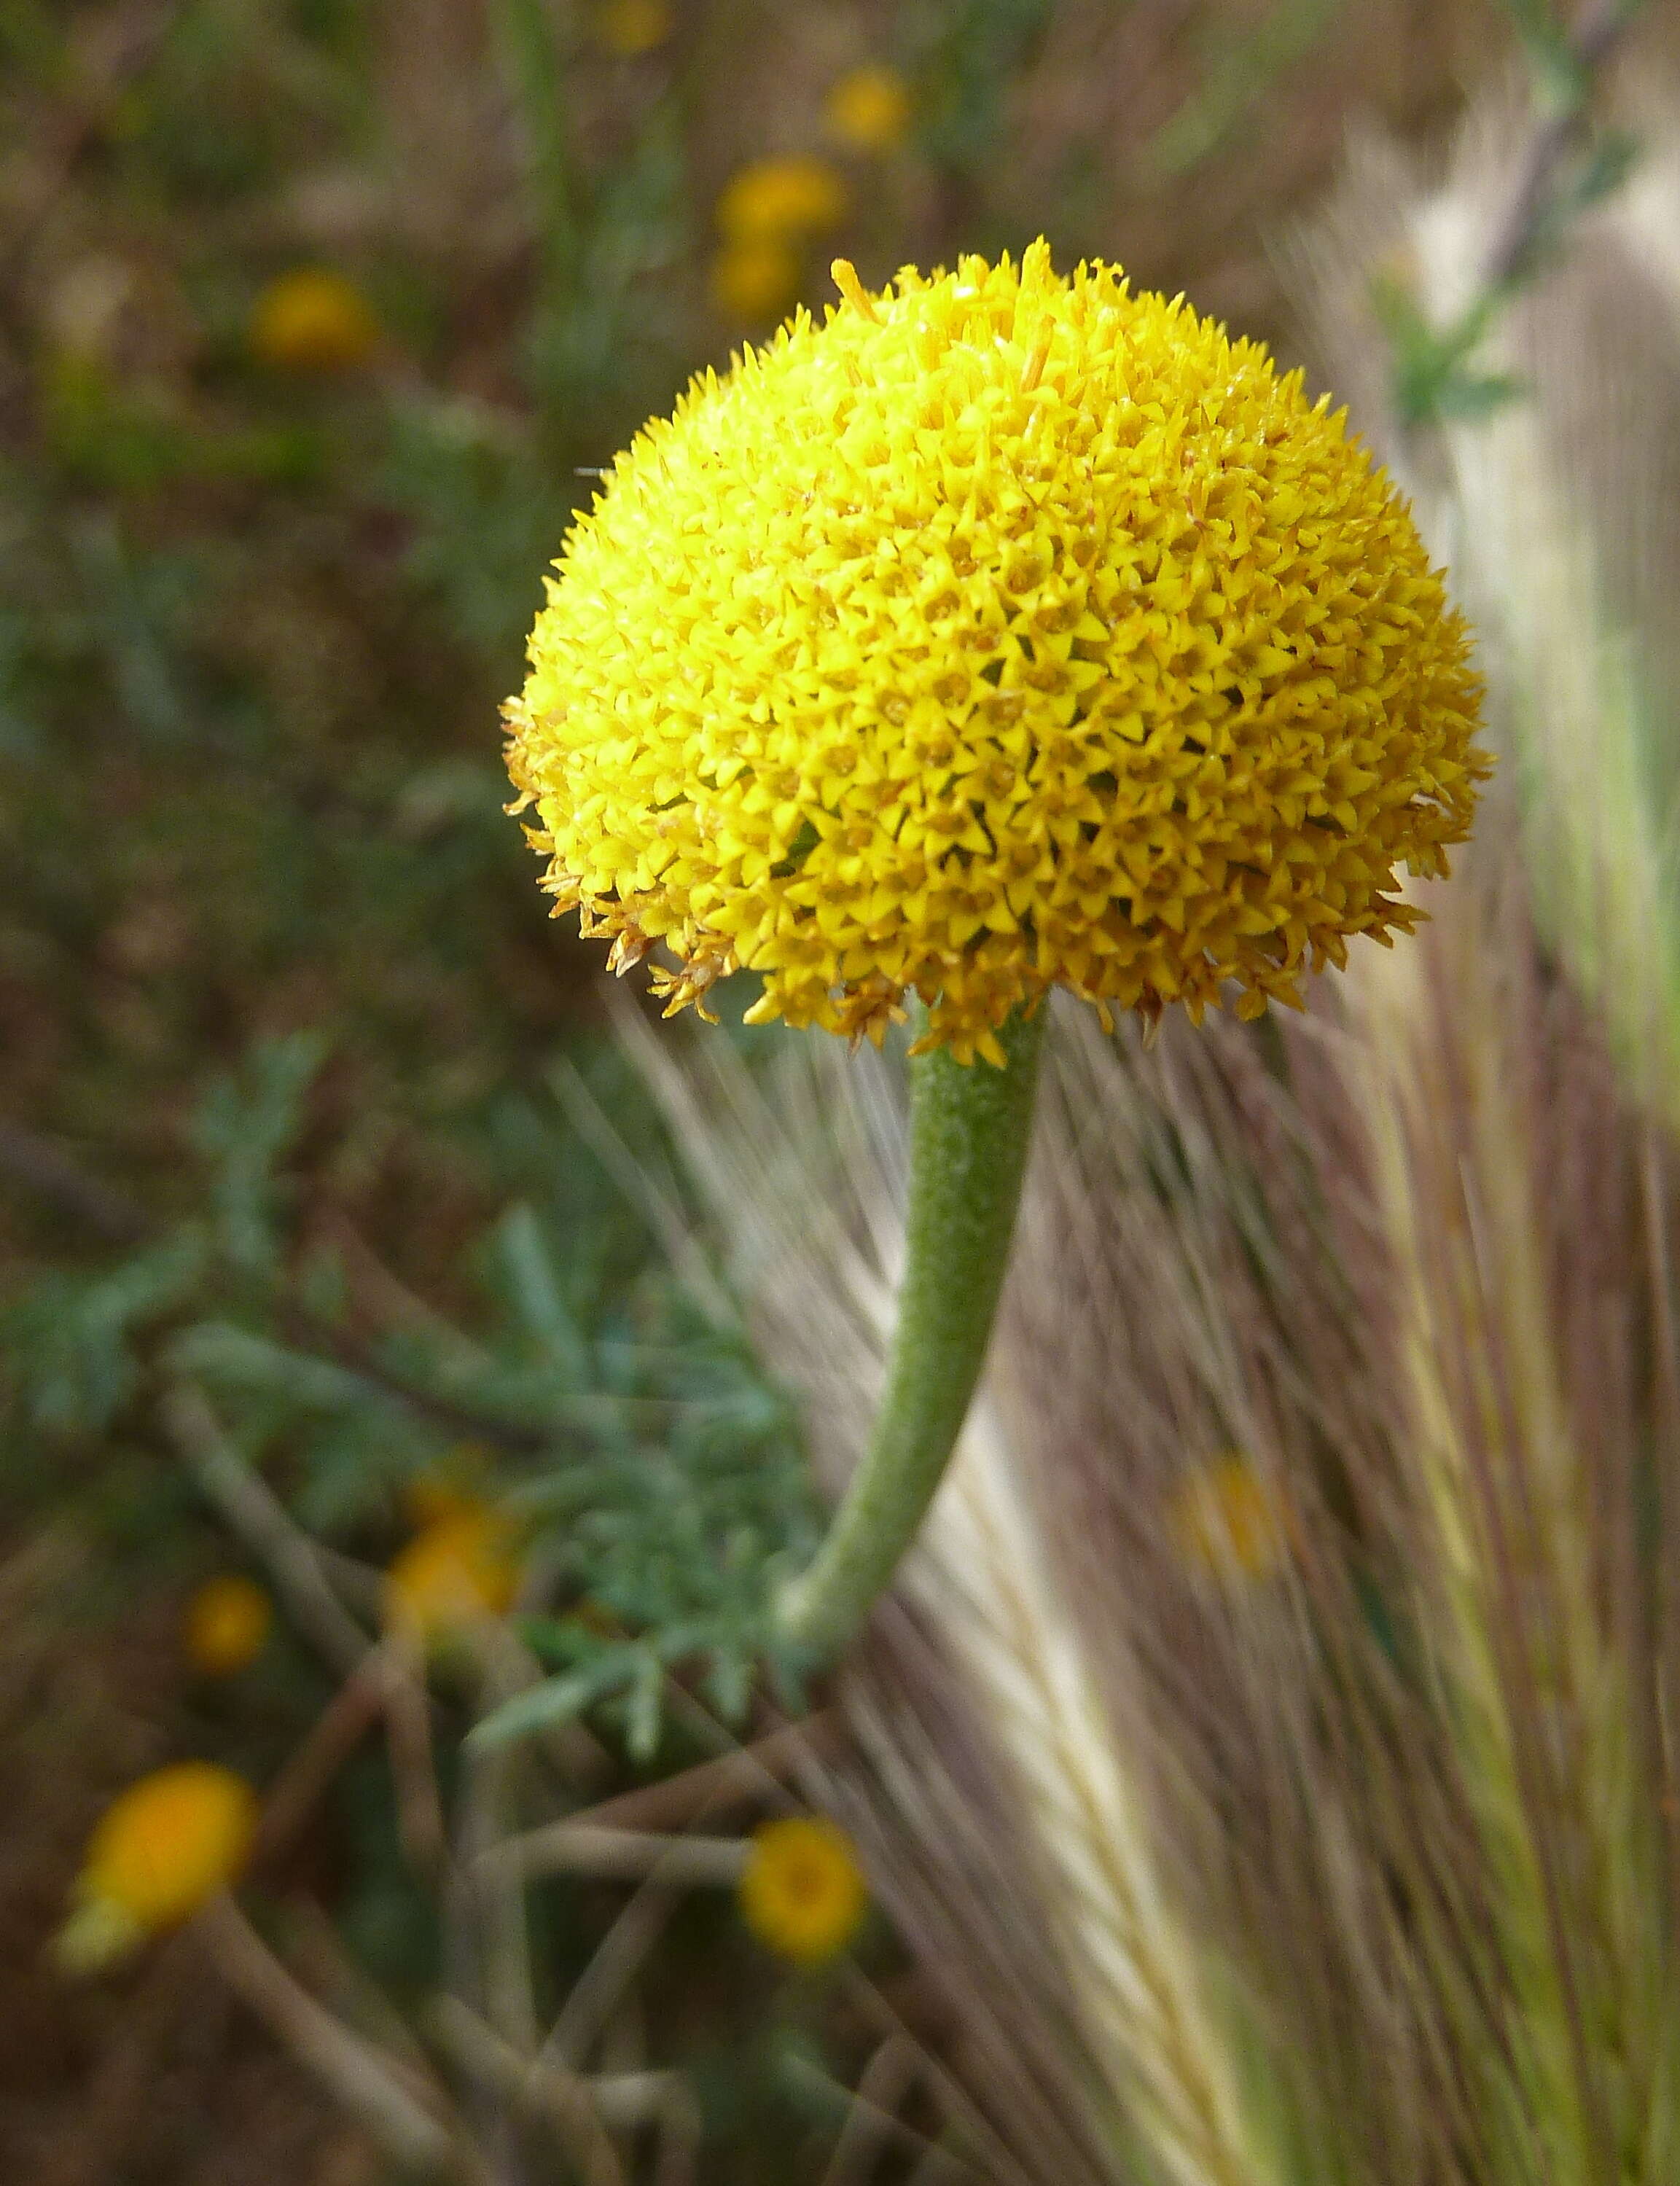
[57,1762,259,1972]
[825,65,913,155]
[183,1574,272,1676]
[385,1503,521,1643]
[1170,1454,1297,1584]
[710,237,802,324]
[716,156,848,246]
[738,1816,867,1964]
[248,268,381,374]
[402,1453,496,1530]
[594,0,673,54]
[507,242,1486,1064]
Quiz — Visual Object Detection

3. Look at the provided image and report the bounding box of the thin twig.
[199,1894,466,2177]
[487,1821,749,1887]
[430,1996,629,2186]
[0,1120,151,1243]
[818,2036,923,2186]
[252,1659,394,1868]
[558,1715,834,1836]
[162,1380,370,1676]
[1482,0,1642,287]
[538,1882,678,2074]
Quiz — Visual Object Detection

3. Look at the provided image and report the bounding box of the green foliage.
[1380,4,1644,429]
[2,1034,820,1750]
[907,0,1053,179]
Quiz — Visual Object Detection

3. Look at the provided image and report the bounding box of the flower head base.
[508,243,1485,1063]
[184,1574,273,1676]
[738,1816,867,1964]
[58,1763,258,1971]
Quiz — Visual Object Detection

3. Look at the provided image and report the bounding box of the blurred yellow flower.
[594,0,673,54]
[1170,1454,1296,1583]
[738,1816,867,1964]
[825,66,913,154]
[183,1574,272,1676]
[710,237,802,323]
[248,267,381,374]
[385,1504,521,1642]
[58,1763,258,1971]
[716,156,848,245]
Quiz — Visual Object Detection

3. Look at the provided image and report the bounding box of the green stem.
[775,1002,1046,1663]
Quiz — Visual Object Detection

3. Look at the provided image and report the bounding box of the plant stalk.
[775,1002,1046,1662]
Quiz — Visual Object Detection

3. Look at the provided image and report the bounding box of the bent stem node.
[775,1002,1046,1663]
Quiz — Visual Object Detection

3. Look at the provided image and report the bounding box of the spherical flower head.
[183,1574,273,1676]
[738,1816,867,1964]
[249,268,380,374]
[825,66,913,155]
[59,1763,258,1970]
[385,1505,520,1644]
[507,243,1486,1064]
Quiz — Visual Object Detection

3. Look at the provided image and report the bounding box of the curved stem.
[775,1002,1046,1663]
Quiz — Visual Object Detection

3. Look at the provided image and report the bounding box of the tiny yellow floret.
[825,66,913,154]
[594,0,673,55]
[59,1763,258,1970]
[249,268,381,374]
[507,243,1486,1062]
[184,1574,273,1676]
[738,1816,867,1964]
[716,157,848,246]
[385,1504,520,1642]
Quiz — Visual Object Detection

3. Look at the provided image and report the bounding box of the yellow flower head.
[385,1504,520,1643]
[58,1762,258,1970]
[249,267,381,374]
[825,66,913,155]
[183,1574,273,1677]
[594,0,673,55]
[507,243,1485,1063]
[716,157,848,245]
[710,236,803,324]
[738,1815,867,1964]
[1169,1453,1297,1584]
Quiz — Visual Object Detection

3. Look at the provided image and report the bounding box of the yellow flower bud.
[738,1816,867,1964]
[384,1505,520,1642]
[248,268,381,374]
[58,1763,258,1970]
[716,157,848,245]
[825,66,913,155]
[182,1574,273,1677]
[507,243,1486,1063]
